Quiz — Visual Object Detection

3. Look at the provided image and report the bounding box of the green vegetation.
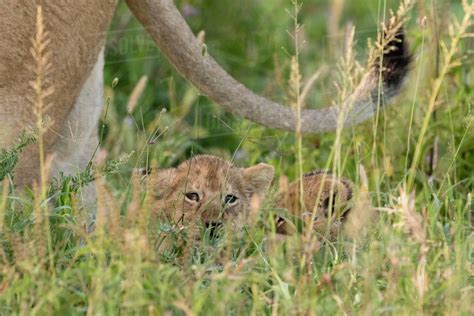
[0,0,472,314]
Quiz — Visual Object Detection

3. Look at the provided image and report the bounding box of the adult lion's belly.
[0,0,117,186]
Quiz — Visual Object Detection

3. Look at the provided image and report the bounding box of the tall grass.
[0,0,472,314]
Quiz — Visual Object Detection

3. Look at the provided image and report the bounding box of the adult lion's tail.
[126,0,411,133]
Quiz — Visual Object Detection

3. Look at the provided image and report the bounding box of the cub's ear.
[243,163,275,197]
[150,168,178,198]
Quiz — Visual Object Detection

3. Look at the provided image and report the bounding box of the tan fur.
[0,1,116,187]
[150,155,274,228]
[149,155,358,239]
[276,171,353,238]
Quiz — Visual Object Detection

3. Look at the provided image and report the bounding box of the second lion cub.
[276,171,352,237]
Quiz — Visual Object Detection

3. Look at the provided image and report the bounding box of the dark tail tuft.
[377,28,412,97]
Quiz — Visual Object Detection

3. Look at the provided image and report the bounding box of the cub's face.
[150,155,274,227]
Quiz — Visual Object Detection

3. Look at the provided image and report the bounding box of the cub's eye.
[224,194,238,206]
[184,192,200,202]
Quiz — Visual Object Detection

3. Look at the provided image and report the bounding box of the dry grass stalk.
[181,204,200,266]
[196,30,206,45]
[32,183,47,261]
[26,6,56,272]
[328,0,345,52]
[94,170,110,234]
[127,75,148,114]
[0,178,8,230]
[127,170,142,225]
[29,6,54,118]
[300,66,327,107]
[369,0,414,66]
[29,5,55,196]
[392,186,429,300]
[343,164,374,240]
[248,193,262,227]
[288,0,305,217]
[331,24,359,179]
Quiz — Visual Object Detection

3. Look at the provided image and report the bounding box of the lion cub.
[276,171,352,237]
[149,155,274,228]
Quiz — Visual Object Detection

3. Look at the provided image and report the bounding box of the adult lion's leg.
[51,48,105,224]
